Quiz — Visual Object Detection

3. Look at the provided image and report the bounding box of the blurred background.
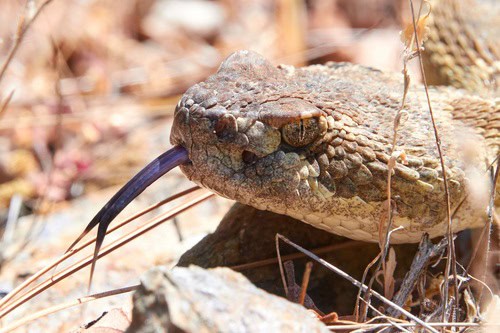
[0,0,430,331]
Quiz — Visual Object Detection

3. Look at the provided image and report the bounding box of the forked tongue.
[65,145,190,290]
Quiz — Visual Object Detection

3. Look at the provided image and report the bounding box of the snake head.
[69,50,333,286]
[170,50,334,210]
[170,50,490,243]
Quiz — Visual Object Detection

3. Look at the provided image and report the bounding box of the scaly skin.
[170,49,498,243]
[423,0,499,95]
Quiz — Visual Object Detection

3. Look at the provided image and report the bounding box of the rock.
[126,265,329,333]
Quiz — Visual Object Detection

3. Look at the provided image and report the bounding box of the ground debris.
[178,203,421,314]
[74,308,130,333]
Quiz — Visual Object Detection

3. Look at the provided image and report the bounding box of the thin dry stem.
[408,0,458,323]
[276,234,439,333]
[0,186,200,311]
[230,240,359,272]
[0,90,14,120]
[358,226,404,321]
[326,322,488,330]
[358,297,412,333]
[0,0,56,82]
[367,2,422,321]
[276,233,289,299]
[298,262,313,306]
[354,253,380,321]
[476,159,498,301]
[0,190,213,319]
[0,285,138,333]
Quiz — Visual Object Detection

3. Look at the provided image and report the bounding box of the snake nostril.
[242,150,258,164]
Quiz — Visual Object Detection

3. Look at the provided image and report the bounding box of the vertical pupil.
[281,117,319,147]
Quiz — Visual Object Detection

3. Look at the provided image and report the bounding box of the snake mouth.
[65,145,190,283]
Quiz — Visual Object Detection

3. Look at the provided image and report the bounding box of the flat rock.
[126,265,329,333]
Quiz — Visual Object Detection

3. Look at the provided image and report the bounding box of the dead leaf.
[400,1,431,51]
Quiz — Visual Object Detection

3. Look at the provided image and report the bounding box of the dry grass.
[0,187,212,330]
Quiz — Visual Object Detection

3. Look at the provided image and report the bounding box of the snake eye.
[281,117,325,147]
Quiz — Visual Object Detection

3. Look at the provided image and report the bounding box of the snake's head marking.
[170,50,333,208]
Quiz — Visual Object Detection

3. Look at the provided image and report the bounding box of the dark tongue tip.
[65,145,190,290]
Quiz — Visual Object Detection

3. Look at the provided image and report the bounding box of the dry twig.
[0,0,56,82]
[408,0,458,323]
[0,186,201,311]
[388,235,448,317]
[298,262,313,306]
[0,188,211,319]
[275,234,439,333]
[0,90,14,120]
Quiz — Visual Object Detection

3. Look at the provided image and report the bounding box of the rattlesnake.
[68,0,499,275]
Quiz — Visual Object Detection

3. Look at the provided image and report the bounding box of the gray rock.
[126,265,329,333]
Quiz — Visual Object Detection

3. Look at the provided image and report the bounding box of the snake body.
[170,0,499,243]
